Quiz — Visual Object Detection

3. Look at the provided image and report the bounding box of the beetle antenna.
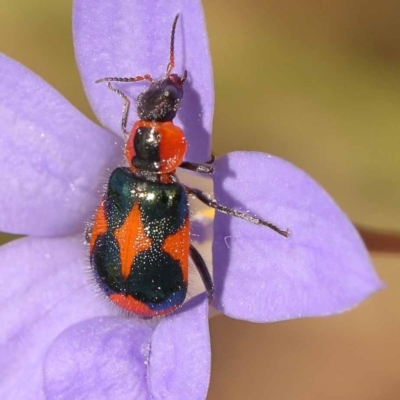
[166,13,179,77]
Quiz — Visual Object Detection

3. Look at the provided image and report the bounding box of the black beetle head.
[137,74,185,122]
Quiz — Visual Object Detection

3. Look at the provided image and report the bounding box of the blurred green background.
[0,1,399,399]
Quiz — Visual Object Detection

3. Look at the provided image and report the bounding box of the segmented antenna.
[166,13,180,77]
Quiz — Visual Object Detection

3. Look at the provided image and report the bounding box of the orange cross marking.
[113,202,152,280]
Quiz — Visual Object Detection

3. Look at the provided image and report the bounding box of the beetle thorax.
[125,121,187,174]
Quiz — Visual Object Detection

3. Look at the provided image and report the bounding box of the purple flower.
[0,0,382,399]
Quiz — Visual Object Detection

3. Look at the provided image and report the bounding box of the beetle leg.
[186,186,290,238]
[103,83,131,137]
[189,244,214,302]
[95,74,153,137]
[179,153,216,174]
[180,161,214,174]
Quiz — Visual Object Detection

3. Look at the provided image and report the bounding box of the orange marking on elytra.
[109,293,179,317]
[90,202,108,253]
[113,202,152,280]
[161,218,189,284]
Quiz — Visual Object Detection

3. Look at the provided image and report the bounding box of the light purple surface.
[149,294,210,400]
[212,152,383,322]
[0,54,123,237]
[0,236,115,399]
[43,296,210,400]
[44,317,155,400]
[73,0,213,163]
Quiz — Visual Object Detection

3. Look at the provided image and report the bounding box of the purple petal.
[149,294,210,400]
[212,152,383,322]
[0,53,123,236]
[43,295,210,400]
[43,317,155,400]
[73,0,213,162]
[0,236,114,399]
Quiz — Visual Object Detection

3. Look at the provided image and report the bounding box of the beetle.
[89,14,289,318]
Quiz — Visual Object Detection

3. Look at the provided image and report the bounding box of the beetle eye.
[163,85,179,100]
